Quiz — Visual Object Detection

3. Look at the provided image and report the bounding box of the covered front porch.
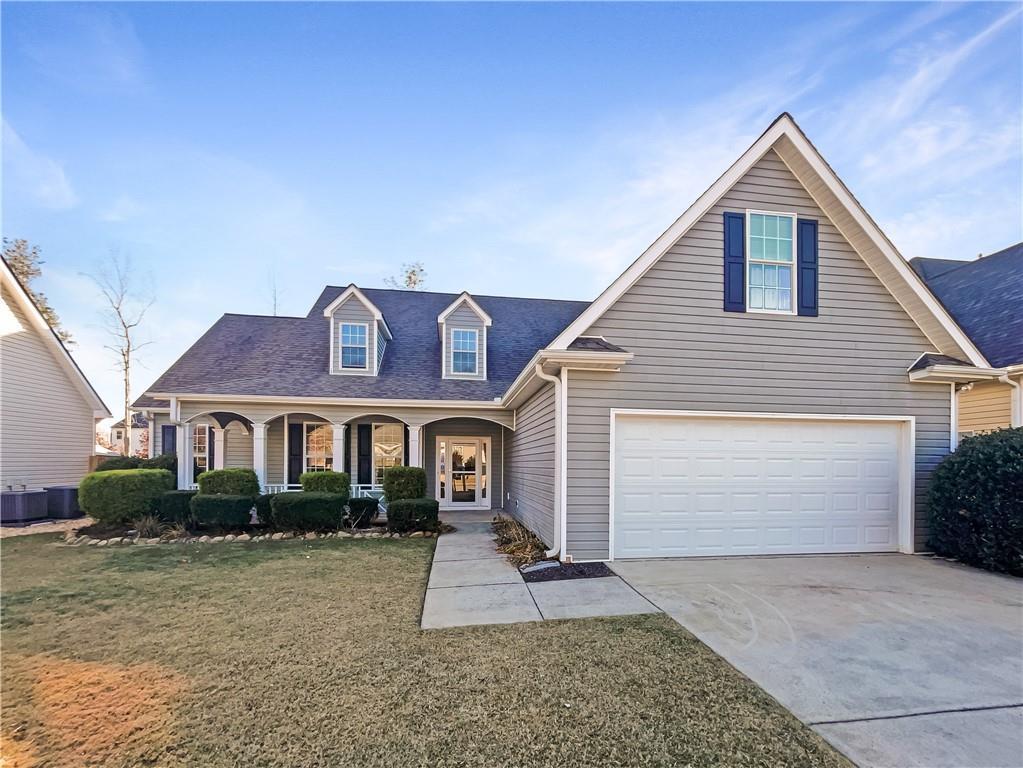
[170,401,513,510]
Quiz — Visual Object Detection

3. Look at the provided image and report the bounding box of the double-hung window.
[193,424,209,475]
[340,323,368,369]
[304,423,333,472]
[372,423,404,485]
[451,328,478,374]
[747,211,795,313]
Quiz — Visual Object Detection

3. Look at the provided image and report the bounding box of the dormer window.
[340,323,368,369]
[452,328,479,375]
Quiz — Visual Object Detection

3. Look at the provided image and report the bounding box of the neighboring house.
[1,258,111,490]
[109,412,149,456]
[136,113,1002,562]
[910,243,1023,440]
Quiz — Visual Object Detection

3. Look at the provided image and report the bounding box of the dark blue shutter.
[357,424,372,485]
[797,219,819,317]
[160,425,176,455]
[723,212,745,312]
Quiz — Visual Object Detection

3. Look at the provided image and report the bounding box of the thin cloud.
[2,120,79,210]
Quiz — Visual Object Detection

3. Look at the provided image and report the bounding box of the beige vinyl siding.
[443,305,486,380]
[0,284,97,489]
[151,413,167,454]
[423,418,503,504]
[330,300,377,375]
[564,149,949,560]
[266,418,285,485]
[224,423,253,468]
[504,383,556,545]
[959,381,1012,435]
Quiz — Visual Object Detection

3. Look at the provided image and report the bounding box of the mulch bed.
[520,561,614,583]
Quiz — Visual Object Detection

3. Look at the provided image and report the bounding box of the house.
[1,258,111,490]
[109,412,150,456]
[910,243,1023,439]
[135,113,1005,562]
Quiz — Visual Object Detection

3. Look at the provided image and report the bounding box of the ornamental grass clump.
[492,515,548,567]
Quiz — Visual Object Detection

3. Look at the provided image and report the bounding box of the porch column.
[176,422,193,489]
[332,424,347,474]
[212,427,226,470]
[407,425,422,468]
[252,422,267,490]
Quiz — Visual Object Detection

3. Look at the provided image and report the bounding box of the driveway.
[612,554,1023,768]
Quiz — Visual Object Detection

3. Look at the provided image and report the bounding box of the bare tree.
[3,238,73,344]
[384,261,427,290]
[267,268,281,316]
[88,253,154,455]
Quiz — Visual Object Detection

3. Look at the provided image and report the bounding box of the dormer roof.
[322,284,393,340]
[437,292,493,326]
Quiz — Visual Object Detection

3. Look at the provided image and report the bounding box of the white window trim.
[339,321,370,371]
[371,422,405,486]
[434,435,492,511]
[193,423,209,475]
[302,421,333,474]
[746,209,797,316]
[449,327,480,377]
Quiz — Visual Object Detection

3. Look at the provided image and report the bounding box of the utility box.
[45,485,82,519]
[1,490,48,524]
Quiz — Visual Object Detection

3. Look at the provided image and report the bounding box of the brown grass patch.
[0,732,39,768]
[492,514,548,566]
[10,655,186,767]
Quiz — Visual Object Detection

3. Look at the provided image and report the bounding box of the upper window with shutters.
[723,209,818,317]
[438,292,491,380]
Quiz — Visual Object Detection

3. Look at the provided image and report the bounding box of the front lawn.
[1,535,849,767]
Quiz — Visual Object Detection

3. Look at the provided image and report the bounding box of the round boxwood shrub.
[254,493,276,526]
[269,492,345,531]
[382,466,427,502]
[159,490,198,524]
[928,427,1023,575]
[97,455,142,471]
[299,470,350,498]
[345,497,379,528]
[79,469,175,525]
[196,468,260,497]
[387,498,439,533]
[190,494,254,528]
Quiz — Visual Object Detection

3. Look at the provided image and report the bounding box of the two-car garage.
[611,411,913,559]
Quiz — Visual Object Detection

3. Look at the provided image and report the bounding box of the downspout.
[999,374,1022,428]
[534,363,562,559]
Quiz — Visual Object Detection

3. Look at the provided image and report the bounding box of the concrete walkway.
[421,512,657,629]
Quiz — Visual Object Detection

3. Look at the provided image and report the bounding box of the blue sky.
[2,2,1021,416]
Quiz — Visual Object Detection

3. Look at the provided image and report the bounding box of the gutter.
[533,363,563,560]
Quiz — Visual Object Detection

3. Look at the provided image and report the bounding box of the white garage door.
[613,414,904,559]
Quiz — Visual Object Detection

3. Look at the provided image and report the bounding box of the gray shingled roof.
[908,353,972,372]
[911,243,1023,368]
[137,287,590,403]
[568,337,629,353]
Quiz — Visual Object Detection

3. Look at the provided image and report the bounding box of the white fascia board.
[437,292,493,326]
[0,260,111,416]
[908,365,1007,383]
[500,348,634,407]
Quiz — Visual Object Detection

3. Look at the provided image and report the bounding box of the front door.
[436,436,490,510]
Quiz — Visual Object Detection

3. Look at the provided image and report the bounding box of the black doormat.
[520,561,614,583]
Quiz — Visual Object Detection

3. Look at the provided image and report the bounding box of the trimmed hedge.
[159,490,198,524]
[79,469,175,525]
[140,453,177,474]
[254,493,276,526]
[197,468,260,497]
[97,455,141,471]
[345,497,378,528]
[190,494,254,528]
[382,466,427,502]
[928,428,1023,575]
[300,470,351,498]
[269,492,345,531]
[387,498,439,533]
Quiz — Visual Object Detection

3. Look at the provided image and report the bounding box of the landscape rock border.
[63,529,438,547]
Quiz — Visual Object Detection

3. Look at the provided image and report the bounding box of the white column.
[176,422,194,488]
[212,428,226,470]
[408,425,422,468]
[332,424,346,474]
[252,422,267,490]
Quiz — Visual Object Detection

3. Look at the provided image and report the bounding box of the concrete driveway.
[612,555,1023,768]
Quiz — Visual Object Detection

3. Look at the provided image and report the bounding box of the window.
[451,328,478,374]
[193,424,209,474]
[373,423,404,485]
[747,211,795,313]
[304,423,333,472]
[340,323,368,369]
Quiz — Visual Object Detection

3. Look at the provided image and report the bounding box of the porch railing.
[189,481,386,505]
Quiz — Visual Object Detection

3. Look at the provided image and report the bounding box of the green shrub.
[196,468,259,497]
[269,492,345,531]
[190,494,254,528]
[382,466,426,502]
[78,469,175,525]
[928,428,1023,575]
[140,453,177,474]
[387,498,439,533]
[254,493,276,526]
[159,490,198,524]
[97,455,142,471]
[345,497,379,528]
[299,470,351,498]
